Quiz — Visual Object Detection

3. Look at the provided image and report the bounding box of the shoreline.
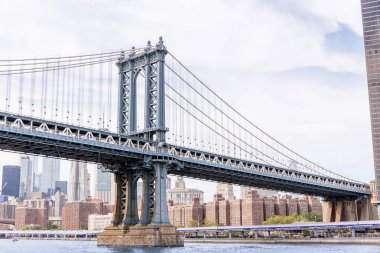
[184,238,380,245]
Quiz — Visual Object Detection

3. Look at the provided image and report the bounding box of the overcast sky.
[0,0,373,202]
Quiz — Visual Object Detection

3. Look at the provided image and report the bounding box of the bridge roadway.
[0,112,370,198]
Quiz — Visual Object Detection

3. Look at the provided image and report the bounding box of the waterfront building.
[39,158,60,196]
[218,200,230,226]
[88,213,113,230]
[241,191,264,225]
[167,198,203,227]
[67,161,88,202]
[229,199,242,226]
[0,203,16,220]
[216,183,234,200]
[205,194,224,225]
[361,0,380,215]
[15,207,48,229]
[1,165,21,198]
[167,177,204,205]
[62,201,113,230]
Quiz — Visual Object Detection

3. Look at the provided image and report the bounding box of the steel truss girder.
[0,111,370,198]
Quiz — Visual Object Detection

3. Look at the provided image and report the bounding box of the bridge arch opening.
[135,68,146,133]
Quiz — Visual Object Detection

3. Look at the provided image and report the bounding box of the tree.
[203,219,216,227]
[188,219,199,227]
[302,212,322,222]
[263,215,306,225]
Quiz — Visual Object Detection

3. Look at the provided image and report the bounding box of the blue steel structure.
[0,38,373,243]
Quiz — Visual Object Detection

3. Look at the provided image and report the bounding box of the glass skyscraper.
[1,165,21,197]
[361,0,380,205]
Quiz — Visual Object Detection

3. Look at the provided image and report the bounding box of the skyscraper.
[54,190,66,217]
[216,183,235,200]
[67,161,88,202]
[55,181,68,195]
[1,165,21,197]
[95,167,113,204]
[20,156,33,199]
[361,0,380,211]
[39,157,60,196]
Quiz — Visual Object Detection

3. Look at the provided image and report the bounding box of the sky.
[0,0,374,202]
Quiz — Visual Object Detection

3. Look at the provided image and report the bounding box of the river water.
[0,240,379,253]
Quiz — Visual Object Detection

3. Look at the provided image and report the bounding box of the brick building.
[274,198,287,216]
[307,196,323,213]
[15,207,48,229]
[297,198,309,215]
[168,198,203,227]
[286,198,298,216]
[218,200,230,226]
[0,203,16,219]
[263,198,275,220]
[62,201,112,230]
[205,194,224,225]
[241,191,264,225]
[229,199,242,226]
[184,198,203,226]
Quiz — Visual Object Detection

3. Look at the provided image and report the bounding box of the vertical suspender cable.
[31,58,36,116]
[18,63,24,114]
[6,59,11,112]
[89,64,94,126]
[55,59,60,119]
[43,60,49,118]
[61,62,66,122]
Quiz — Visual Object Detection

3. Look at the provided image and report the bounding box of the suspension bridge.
[0,37,372,246]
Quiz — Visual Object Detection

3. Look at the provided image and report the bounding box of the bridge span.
[0,38,374,246]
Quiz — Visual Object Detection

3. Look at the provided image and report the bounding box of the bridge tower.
[98,37,183,247]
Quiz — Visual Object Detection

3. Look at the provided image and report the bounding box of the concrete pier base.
[323,198,372,222]
[97,224,184,247]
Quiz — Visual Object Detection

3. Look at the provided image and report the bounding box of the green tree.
[188,219,199,227]
[302,212,322,222]
[203,219,216,227]
[263,214,306,225]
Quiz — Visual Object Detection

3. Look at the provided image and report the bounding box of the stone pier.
[322,198,374,222]
[97,163,184,247]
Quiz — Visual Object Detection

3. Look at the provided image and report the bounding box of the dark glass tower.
[361,0,380,206]
[1,165,21,197]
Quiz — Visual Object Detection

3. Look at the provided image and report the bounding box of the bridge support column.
[139,170,155,225]
[322,201,334,222]
[124,170,139,226]
[323,198,372,222]
[98,164,183,247]
[151,163,170,225]
[357,199,370,221]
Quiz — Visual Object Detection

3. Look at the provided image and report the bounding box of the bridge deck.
[0,112,370,198]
